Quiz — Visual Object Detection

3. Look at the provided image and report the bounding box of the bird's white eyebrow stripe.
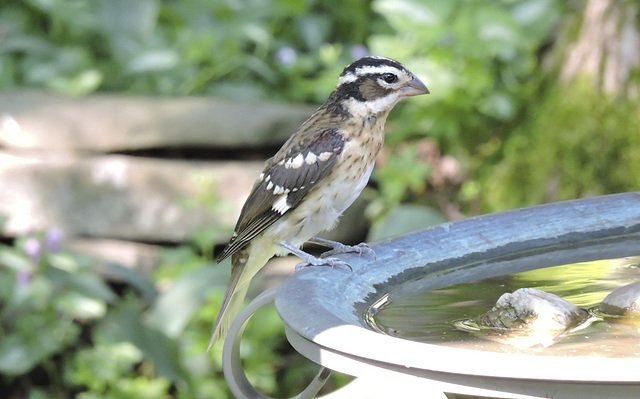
[338,65,405,85]
[339,72,358,84]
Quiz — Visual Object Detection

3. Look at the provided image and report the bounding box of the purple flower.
[16,270,32,286]
[23,237,41,264]
[45,227,64,253]
[349,44,370,60]
[275,46,297,67]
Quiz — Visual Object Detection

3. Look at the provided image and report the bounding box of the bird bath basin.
[225,192,640,398]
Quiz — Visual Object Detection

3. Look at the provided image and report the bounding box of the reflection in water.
[367,257,640,357]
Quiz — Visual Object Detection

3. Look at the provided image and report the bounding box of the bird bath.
[224,192,640,398]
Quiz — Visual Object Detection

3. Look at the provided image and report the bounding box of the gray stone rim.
[276,192,640,383]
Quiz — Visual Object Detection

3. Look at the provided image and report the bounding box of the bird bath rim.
[275,192,640,385]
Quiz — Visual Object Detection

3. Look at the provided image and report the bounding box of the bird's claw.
[320,242,376,260]
[295,257,353,272]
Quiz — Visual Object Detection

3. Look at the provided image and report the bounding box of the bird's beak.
[399,74,430,97]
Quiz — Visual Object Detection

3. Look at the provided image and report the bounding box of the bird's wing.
[217,128,345,262]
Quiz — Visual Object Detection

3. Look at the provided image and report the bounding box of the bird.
[208,56,429,349]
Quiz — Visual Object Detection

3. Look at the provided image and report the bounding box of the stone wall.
[0,92,368,270]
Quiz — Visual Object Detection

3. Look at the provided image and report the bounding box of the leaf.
[368,204,447,242]
[511,0,562,42]
[147,264,228,338]
[296,15,330,51]
[45,268,117,304]
[97,297,189,384]
[94,0,159,36]
[48,69,103,95]
[373,0,453,27]
[126,49,180,74]
[0,335,36,375]
[0,313,80,375]
[56,292,107,320]
[98,262,157,303]
[0,246,33,272]
[479,92,515,120]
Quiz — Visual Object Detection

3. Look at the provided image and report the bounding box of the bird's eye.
[382,73,397,84]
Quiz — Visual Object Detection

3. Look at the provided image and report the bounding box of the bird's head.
[329,56,429,117]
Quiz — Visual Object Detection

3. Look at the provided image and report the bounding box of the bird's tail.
[207,245,271,350]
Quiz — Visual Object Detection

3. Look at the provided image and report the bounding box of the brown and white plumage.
[209,56,429,349]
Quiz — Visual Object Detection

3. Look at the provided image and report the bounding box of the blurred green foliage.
[0,225,343,398]
[2,0,636,217]
[0,0,380,101]
[2,0,639,396]
[367,0,565,217]
[482,80,640,211]
[370,0,563,148]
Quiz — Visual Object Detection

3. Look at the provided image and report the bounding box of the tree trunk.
[481,0,640,212]
[560,0,640,97]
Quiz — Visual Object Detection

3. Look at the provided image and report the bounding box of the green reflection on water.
[368,257,640,357]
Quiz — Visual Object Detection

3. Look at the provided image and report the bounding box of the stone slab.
[0,151,262,242]
[0,151,368,245]
[0,91,315,151]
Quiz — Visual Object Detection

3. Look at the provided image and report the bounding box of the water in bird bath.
[367,256,640,358]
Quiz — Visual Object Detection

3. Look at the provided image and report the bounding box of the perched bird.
[209,56,429,349]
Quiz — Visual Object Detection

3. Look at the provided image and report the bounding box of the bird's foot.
[294,256,352,272]
[308,237,376,260]
[320,242,375,259]
[279,241,353,272]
